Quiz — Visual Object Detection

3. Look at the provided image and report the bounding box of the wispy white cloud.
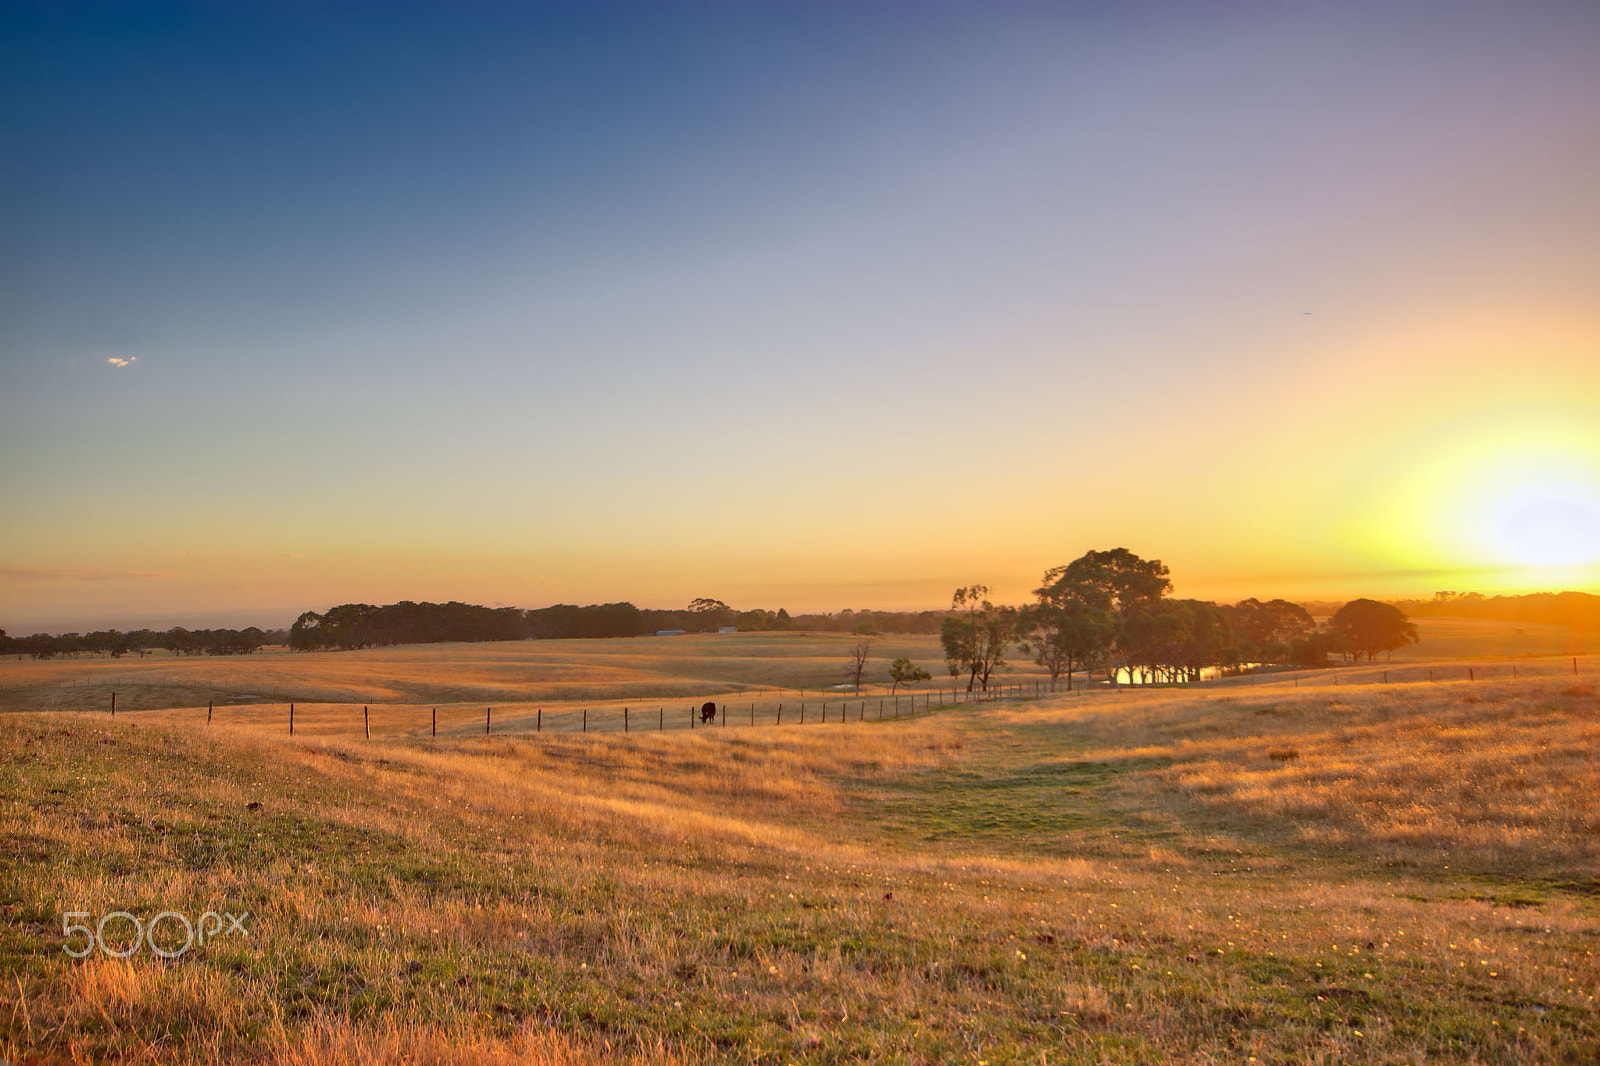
[106,356,137,368]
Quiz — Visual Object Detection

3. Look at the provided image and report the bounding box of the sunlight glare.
[1500,498,1600,567]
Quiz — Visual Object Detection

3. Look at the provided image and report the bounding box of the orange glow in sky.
[3,3,1598,630]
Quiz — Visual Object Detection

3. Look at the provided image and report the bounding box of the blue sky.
[3,0,1599,630]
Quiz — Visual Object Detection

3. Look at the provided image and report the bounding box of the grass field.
[0,633,959,719]
[3,639,1598,1064]
[2,618,1597,724]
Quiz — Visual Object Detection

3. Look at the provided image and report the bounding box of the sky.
[3,0,1599,632]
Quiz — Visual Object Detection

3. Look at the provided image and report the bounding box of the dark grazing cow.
[699,701,717,723]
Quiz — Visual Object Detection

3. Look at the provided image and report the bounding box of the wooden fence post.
[487,707,492,735]
[777,703,783,725]
[290,702,294,735]
[750,702,754,726]
[537,708,542,733]
[432,707,436,737]
[1469,668,1474,682]
[364,705,370,738]
[583,709,587,733]
[625,707,630,733]
[207,699,213,724]
[690,706,694,729]
[110,691,115,717]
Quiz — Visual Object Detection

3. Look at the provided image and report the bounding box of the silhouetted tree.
[1225,598,1315,664]
[889,657,931,693]
[687,598,735,630]
[21,633,58,660]
[1326,599,1418,661]
[292,602,526,650]
[846,639,874,693]
[207,628,266,655]
[735,609,773,631]
[1038,549,1170,684]
[1040,548,1171,615]
[1018,575,1116,691]
[940,585,1017,692]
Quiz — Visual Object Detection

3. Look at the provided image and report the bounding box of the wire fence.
[83,682,1040,737]
[11,654,1595,737]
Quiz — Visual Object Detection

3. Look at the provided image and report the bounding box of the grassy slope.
[3,678,1598,1063]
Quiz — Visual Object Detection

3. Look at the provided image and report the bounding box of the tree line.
[0,626,287,659]
[524,601,949,638]
[2,554,1429,668]
[287,598,949,650]
[1,600,946,658]
[285,599,768,649]
[938,548,1420,691]
[1397,590,1600,631]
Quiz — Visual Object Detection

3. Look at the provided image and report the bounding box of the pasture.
[1,617,1595,728]
[0,632,954,719]
[2,625,1598,1063]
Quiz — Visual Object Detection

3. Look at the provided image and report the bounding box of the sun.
[1491,494,1600,568]
[1350,409,1600,590]
[1450,439,1600,577]
[1454,441,1600,577]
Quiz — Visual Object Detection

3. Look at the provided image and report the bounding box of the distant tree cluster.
[7,571,1437,671]
[288,598,817,649]
[525,600,796,639]
[0,626,285,659]
[786,609,948,635]
[289,602,526,650]
[282,599,956,649]
[940,586,1018,692]
[940,548,1421,690]
[1398,590,1600,631]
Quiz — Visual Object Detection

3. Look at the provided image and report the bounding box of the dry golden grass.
[0,633,967,717]
[992,674,1600,879]
[4,656,1600,1063]
[35,955,689,1065]
[1398,617,1600,660]
[3,621,1593,724]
